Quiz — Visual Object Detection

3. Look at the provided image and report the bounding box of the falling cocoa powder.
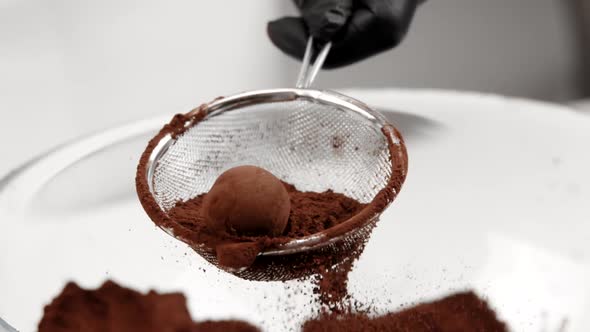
[38,280,260,332]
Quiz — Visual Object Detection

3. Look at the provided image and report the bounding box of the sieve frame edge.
[143,88,406,257]
[204,88,386,127]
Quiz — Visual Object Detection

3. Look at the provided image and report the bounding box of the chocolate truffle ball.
[202,165,291,236]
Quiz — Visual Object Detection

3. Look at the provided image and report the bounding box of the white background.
[1,0,588,175]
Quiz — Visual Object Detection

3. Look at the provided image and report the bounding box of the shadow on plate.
[376,108,444,143]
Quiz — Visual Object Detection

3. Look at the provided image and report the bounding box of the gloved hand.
[268,0,423,69]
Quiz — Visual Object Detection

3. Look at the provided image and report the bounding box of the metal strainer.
[137,38,408,281]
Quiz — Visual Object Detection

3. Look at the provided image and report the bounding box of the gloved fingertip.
[266,18,289,47]
[320,57,350,70]
[301,0,353,42]
[267,17,309,60]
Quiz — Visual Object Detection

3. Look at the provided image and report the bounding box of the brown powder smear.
[302,291,508,332]
[38,280,260,332]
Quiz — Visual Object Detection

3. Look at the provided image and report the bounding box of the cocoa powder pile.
[38,280,507,331]
[38,280,260,332]
[302,291,508,332]
[168,181,365,241]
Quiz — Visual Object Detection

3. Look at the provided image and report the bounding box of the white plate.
[1,89,590,332]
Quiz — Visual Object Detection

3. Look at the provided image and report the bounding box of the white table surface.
[1,89,590,332]
[569,99,590,114]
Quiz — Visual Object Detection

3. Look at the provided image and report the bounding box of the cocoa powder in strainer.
[166,182,367,261]
[136,105,406,276]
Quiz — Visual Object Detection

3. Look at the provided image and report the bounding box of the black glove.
[268,0,422,69]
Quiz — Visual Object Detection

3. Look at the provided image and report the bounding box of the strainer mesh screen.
[152,99,391,212]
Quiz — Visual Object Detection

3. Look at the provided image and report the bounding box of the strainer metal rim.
[143,88,405,256]
[202,88,387,125]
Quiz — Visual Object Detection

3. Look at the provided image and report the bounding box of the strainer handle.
[295,37,332,89]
